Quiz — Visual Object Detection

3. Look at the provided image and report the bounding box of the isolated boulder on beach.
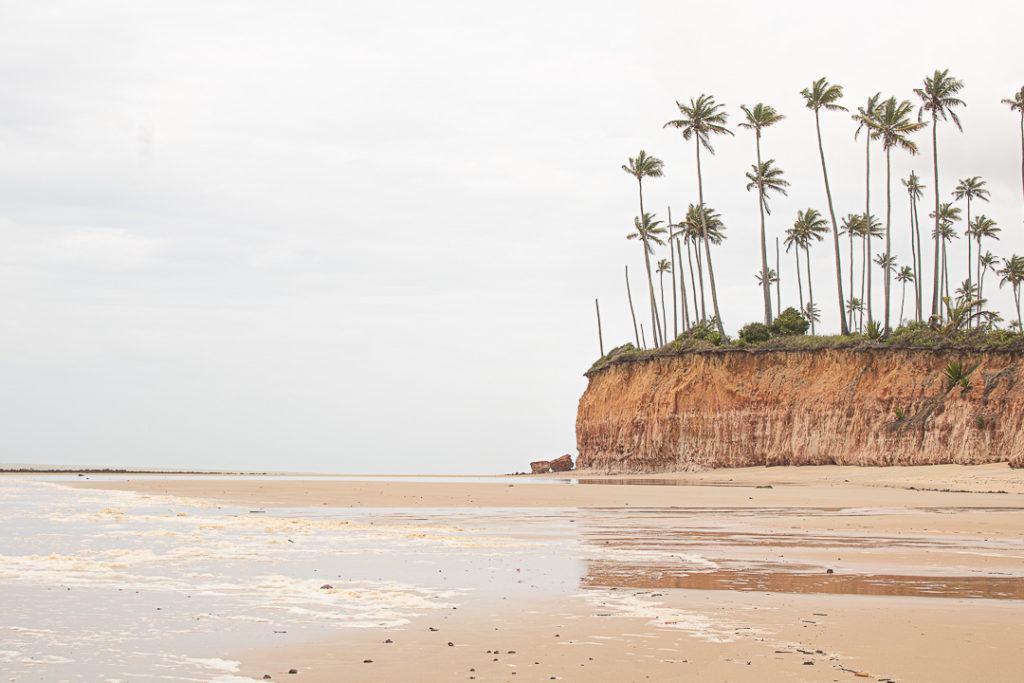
[530,460,551,474]
[549,454,574,472]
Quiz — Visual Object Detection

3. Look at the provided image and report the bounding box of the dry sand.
[61,465,1024,682]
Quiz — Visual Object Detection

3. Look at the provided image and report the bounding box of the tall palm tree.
[775,236,782,315]
[853,93,883,322]
[622,151,666,345]
[867,96,926,333]
[952,176,990,298]
[1002,86,1024,205]
[626,212,667,344]
[739,103,785,324]
[914,69,966,317]
[967,215,1000,290]
[901,172,926,321]
[896,265,914,326]
[784,225,806,315]
[858,213,883,328]
[681,203,726,323]
[840,213,863,330]
[666,206,678,337]
[801,77,849,334]
[979,251,998,304]
[792,208,830,334]
[744,157,790,321]
[656,258,672,342]
[665,95,734,338]
[930,202,961,305]
[998,255,1024,329]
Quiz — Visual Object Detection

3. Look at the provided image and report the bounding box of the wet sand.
[57,465,1024,681]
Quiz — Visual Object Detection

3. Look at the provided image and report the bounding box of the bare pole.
[625,265,640,348]
[594,298,604,357]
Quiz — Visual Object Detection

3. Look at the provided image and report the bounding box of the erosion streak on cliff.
[575,349,1024,472]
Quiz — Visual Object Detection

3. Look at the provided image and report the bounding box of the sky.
[1,1,1023,473]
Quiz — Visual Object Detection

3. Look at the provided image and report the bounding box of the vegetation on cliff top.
[588,310,1024,374]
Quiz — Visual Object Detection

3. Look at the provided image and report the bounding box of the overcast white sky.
[1,1,1022,473]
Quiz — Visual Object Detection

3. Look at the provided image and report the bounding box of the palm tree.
[775,236,782,316]
[1002,86,1024,205]
[853,93,884,323]
[930,203,961,305]
[739,103,786,324]
[846,297,865,333]
[901,172,926,321]
[744,157,790,323]
[979,251,998,303]
[840,213,862,329]
[681,203,726,322]
[755,267,778,290]
[784,225,806,315]
[952,176,990,299]
[801,77,849,334]
[791,208,830,334]
[896,265,914,326]
[914,69,966,317]
[998,255,1024,329]
[622,151,666,345]
[867,96,926,333]
[626,212,667,344]
[966,214,1000,325]
[858,213,883,328]
[656,258,672,342]
[665,94,734,339]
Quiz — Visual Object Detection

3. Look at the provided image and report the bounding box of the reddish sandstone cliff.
[575,349,1024,472]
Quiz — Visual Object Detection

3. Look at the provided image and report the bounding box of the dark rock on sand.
[530,461,551,474]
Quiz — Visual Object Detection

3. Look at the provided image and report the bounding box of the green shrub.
[866,320,883,340]
[771,307,809,336]
[738,322,772,344]
[679,322,723,347]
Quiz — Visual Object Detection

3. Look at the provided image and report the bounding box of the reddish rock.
[530,460,551,474]
[549,454,574,472]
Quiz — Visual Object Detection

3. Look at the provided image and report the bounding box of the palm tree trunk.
[668,207,677,338]
[1016,286,1022,330]
[775,237,781,315]
[805,245,815,334]
[794,248,804,313]
[755,133,772,325]
[687,238,703,322]
[1019,111,1024,205]
[594,298,604,357]
[913,194,924,321]
[908,192,919,323]
[625,265,640,348]
[848,222,855,330]
[659,270,667,343]
[900,281,906,326]
[860,235,867,324]
[637,182,661,347]
[930,112,941,317]
[677,238,689,332]
[864,136,873,326]
[814,108,849,334]
[695,142,726,338]
[883,147,892,334]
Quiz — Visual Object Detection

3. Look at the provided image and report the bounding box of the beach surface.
[4,465,1023,681]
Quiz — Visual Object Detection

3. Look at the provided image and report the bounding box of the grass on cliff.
[588,321,1024,373]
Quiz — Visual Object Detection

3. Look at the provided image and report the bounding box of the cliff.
[575,348,1024,472]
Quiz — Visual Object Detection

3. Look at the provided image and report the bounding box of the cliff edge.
[575,348,1024,472]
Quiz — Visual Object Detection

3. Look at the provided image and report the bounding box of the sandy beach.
[15,464,1010,681]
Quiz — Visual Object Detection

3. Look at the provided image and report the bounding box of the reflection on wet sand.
[584,563,1024,599]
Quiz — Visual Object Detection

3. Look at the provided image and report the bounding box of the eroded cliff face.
[575,349,1024,472]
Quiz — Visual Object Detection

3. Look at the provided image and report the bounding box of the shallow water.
[2,478,1022,681]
